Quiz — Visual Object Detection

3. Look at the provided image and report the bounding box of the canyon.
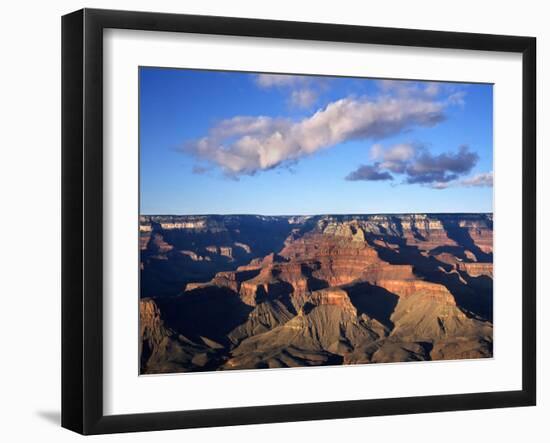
[139,213,493,374]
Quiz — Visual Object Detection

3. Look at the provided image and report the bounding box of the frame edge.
[521,36,537,406]
[62,8,538,435]
[61,8,85,435]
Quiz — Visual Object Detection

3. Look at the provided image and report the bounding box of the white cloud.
[210,116,291,140]
[378,80,442,99]
[460,171,493,187]
[447,91,466,106]
[184,95,446,176]
[430,182,452,190]
[289,88,318,109]
[255,74,307,88]
[424,82,441,97]
[255,74,323,109]
[428,171,493,189]
[371,143,416,173]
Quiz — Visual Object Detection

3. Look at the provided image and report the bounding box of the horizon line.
[140,211,493,217]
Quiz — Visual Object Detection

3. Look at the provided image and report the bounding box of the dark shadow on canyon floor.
[343,281,399,329]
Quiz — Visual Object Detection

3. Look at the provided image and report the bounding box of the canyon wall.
[139,213,493,373]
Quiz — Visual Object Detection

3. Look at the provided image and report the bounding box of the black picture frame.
[62,8,537,435]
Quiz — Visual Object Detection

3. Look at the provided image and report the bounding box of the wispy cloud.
[183,96,446,177]
[289,88,318,109]
[431,171,493,189]
[379,79,467,107]
[255,74,307,88]
[460,171,493,187]
[378,79,442,99]
[254,73,324,109]
[347,143,481,188]
[430,172,493,189]
[447,91,466,106]
[370,142,417,173]
[192,165,210,175]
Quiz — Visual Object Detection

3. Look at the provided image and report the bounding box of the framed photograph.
[62,8,536,435]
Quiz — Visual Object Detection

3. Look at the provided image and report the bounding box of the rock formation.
[139,213,493,373]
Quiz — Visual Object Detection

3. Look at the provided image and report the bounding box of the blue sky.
[140,67,493,215]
